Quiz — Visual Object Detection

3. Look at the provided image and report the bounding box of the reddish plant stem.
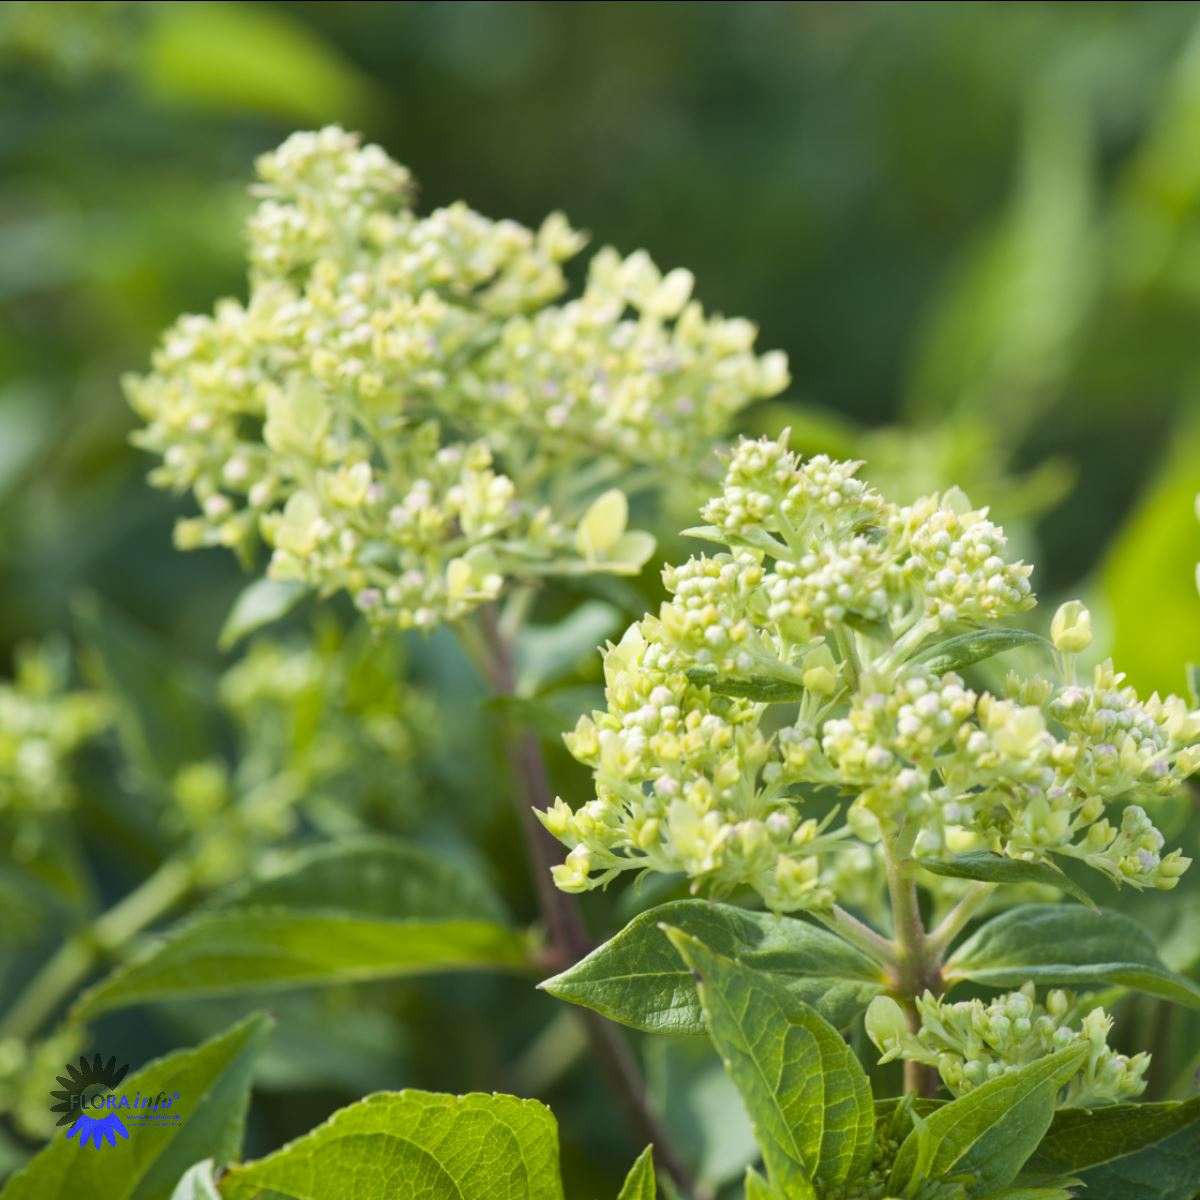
[475,604,700,1198]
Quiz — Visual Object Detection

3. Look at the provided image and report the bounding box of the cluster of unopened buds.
[0,641,109,856]
[165,630,427,887]
[543,432,1198,910]
[865,985,1149,1107]
[126,126,787,632]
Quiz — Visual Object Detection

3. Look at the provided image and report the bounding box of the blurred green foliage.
[3,2,1200,1195]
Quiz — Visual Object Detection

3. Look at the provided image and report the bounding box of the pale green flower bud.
[865,996,910,1061]
[1051,600,1093,654]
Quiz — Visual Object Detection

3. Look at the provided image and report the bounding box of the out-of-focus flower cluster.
[542,433,1197,911]
[0,1026,84,1140]
[126,126,787,632]
[0,641,109,858]
[166,623,430,887]
[865,986,1148,1107]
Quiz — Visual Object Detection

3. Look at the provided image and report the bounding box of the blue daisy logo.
[50,1054,130,1149]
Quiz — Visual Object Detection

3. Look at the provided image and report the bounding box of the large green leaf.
[540,900,887,1035]
[915,852,1096,911]
[220,1090,565,1200]
[616,1146,655,1200]
[73,840,529,1018]
[915,628,1048,675]
[664,927,873,1197]
[1020,1098,1200,1200]
[886,1043,1089,1196]
[945,904,1200,1009]
[1,1013,271,1200]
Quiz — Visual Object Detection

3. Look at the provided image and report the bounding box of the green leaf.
[223,837,510,922]
[1,1013,271,1200]
[915,852,1096,911]
[946,904,1200,1009]
[220,1090,565,1200]
[483,686,602,743]
[169,1163,220,1200]
[1102,407,1200,696]
[680,524,786,557]
[915,627,1048,675]
[663,927,873,1197]
[685,666,807,703]
[886,1043,1089,1196]
[73,839,528,1018]
[616,1146,655,1200]
[1020,1098,1200,1200]
[540,900,887,1035]
[138,2,376,124]
[73,593,223,785]
[515,600,621,693]
[218,578,309,650]
[742,1167,792,1199]
[1187,663,1200,709]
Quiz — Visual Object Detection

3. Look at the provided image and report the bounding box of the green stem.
[816,905,898,970]
[0,857,192,1041]
[926,881,995,957]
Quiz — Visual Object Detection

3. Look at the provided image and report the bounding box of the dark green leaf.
[663,927,872,1197]
[916,627,1048,675]
[1020,1098,1200,1200]
[217,578,309,650]
[73,840,528,1017]
[219,1090,565,1200]
[685,666,807,703]
[946,904,1200,1009]
[2,1013,271,1200]
[887,1043,1089,1195]
[540,900,887,1035]
[482,688,601,743]
[915,852,1097,911]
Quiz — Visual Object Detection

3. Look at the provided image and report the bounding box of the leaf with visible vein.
[915,627,1048,674]
[662,926,873,1196]
[73,839,529,1018]
[540,900,887,1035]
[886,1043,1089,1196]
[946,904,1200,1009]
[1,1014,270,1200]
[220,1090,565,1200]
[916,852,1096,911]
[685,666,807,703]
[1019,1097,1200,1199]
